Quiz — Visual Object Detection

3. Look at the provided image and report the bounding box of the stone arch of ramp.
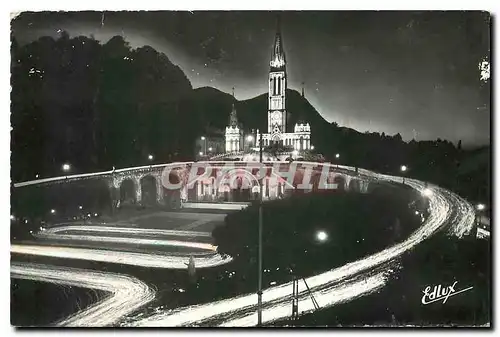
[139,174,159,206]
[348,178,362,192]
[119,178,137,204]
[218,168,260,191]
[184,165,214,188]
[160,165,191,190]
[331,174,347,191]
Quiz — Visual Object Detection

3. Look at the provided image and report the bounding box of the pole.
[257,132,263,326]
[301,277,320,310]
[111,166,116,215]
[291,276,298,321]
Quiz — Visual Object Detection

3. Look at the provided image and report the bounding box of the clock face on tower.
[271,111,282,125]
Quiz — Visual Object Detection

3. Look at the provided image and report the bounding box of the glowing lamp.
[316,230,328,242]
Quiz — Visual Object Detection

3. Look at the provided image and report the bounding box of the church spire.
[301,82,305,97]
[229,88,238,127]
[270,15,286,69]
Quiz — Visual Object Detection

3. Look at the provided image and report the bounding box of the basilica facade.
[224,20,312,154]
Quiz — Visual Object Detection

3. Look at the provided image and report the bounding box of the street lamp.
[201,136,207,154]
[311,145,315,150]
[62,163,71,172]
[290,230,324,321]
[199,151,203,156]
[400,165,408,184]
[246,135,254,151]
[148,154,154,161]
[334,153,340,168]
[50,209,56,214]
[208,147,213,152]
[316,230,328,242]
[335,153,340,159]
[475,204,487,233]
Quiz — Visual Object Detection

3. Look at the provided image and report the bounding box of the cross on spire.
[270,14,286,69]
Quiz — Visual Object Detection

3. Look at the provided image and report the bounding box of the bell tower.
[268,16,287,141]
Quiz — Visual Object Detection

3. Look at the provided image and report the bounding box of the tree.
[10,34,193,181]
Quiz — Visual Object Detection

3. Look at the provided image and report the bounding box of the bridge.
[13,161,377,211]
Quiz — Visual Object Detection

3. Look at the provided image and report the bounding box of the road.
[11,164,476,326]
[34,224,218,251]
[126,167,475,326]
[11,262,155,327]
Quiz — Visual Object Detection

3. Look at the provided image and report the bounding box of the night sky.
[11,11,491,145]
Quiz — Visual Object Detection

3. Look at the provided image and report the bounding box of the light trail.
[12,162,476,326]
[128,167,475,327]
[36,234,217,251]
[477,228,490,239]
[11,262,155,327]
[219,272,387,327]
[11,244,232,269]
[35,224,217,251]
[41,224,213,238]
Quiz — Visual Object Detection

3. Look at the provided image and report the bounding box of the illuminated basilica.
[225,20,312,154]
